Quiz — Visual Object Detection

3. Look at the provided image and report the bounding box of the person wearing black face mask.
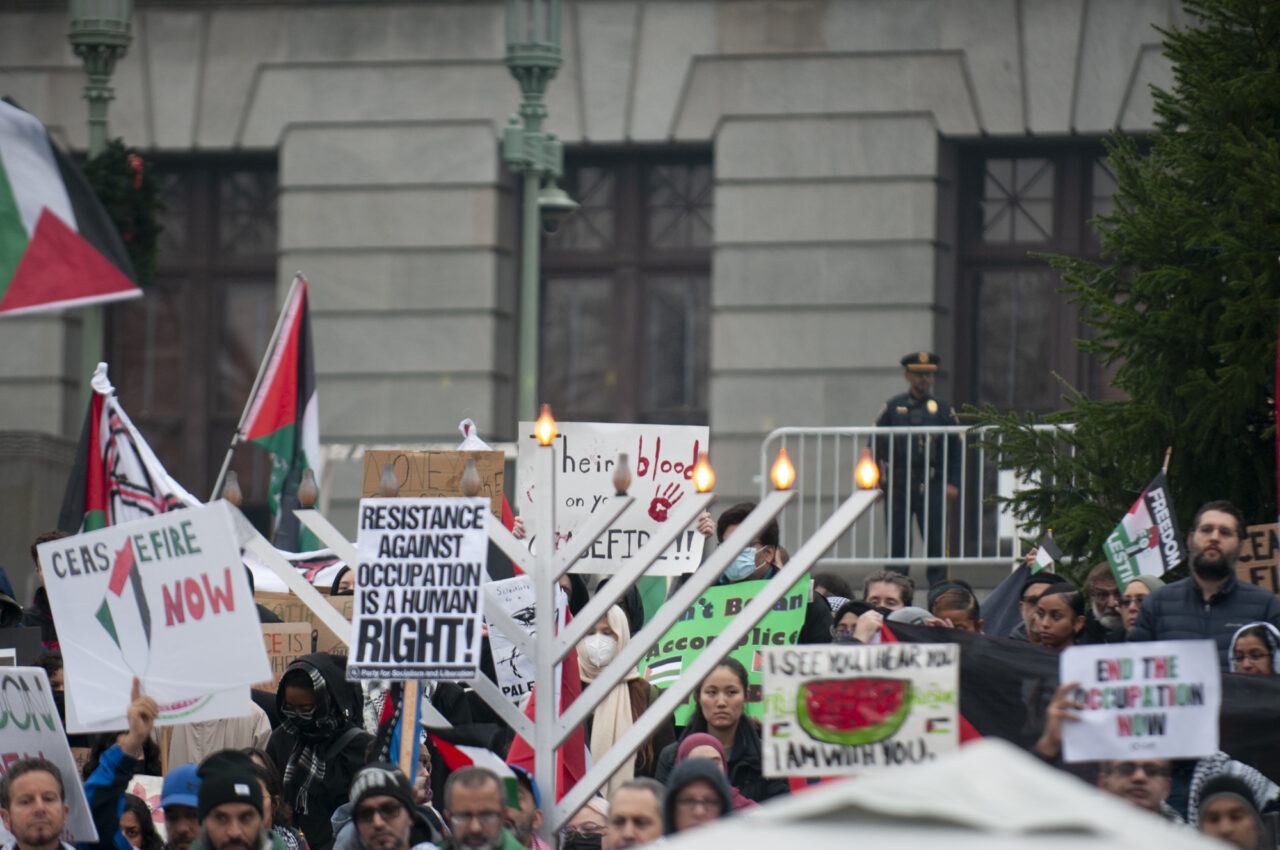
[1129,500,1280,665]
[266,654,372,850]
[830,600,882,644]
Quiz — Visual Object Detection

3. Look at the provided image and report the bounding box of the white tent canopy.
[658,739,1221,850]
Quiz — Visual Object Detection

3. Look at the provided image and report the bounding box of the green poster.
[638,577,809,725]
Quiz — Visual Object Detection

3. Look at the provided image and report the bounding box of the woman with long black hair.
[653,658,788,802]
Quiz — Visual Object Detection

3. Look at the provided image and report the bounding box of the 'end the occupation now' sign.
[1060,639,1220,762]
[348,498,488,681]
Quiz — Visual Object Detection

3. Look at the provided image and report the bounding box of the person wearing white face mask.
[576,606,676,798]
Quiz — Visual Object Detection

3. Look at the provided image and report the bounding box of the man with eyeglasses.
[1096,759,1180,821]
[661,760,730,835]
[1079,562,1125,645]
[441,767,523,850]
[346,764,436,850]
[1130,500,1280,665]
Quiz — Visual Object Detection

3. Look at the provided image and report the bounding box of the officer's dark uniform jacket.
[874,392,962,489]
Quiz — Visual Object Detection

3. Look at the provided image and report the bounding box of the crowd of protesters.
[4,497,1280,850]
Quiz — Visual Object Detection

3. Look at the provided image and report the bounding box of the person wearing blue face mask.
[710,504,833,644]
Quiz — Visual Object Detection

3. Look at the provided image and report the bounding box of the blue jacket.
[1128,574,1280,665]
[81,743,136,850]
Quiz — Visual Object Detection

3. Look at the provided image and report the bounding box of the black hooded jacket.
[663,758,734,835]
[266,653,372,850]
[655,717,789,803]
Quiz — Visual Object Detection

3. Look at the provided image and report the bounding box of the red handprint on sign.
[648,482,683,522]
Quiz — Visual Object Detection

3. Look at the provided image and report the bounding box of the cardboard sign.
[255,590,353,657]
[38,502,272,725]
[258,623,313,689]
[1236,523,1279,594]
[1060,639,1221,762]
[362,450,505,516]
[516,422,710,574]
[639,578,807,725]
[760,643,960,777]
[348,498,488,680]
[0,668,98,842]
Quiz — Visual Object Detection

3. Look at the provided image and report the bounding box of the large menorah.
[235,408,880,841]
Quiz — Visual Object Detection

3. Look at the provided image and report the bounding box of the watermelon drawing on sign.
[796,678,913,746]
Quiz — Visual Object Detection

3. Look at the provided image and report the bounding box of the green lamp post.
[68,0,133,410]
[68,0,133,158]
[503,0,577,421]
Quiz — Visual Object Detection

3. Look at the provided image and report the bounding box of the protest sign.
[1236,523,1279,594]
[66,685,252,735]
[0,668,98,842]
[639,578,807,724]
[126,775,166,839]
[486,576,536,704]
[258,623,312,689]
[348,498,488,680]
[516,421,710,574]
[1060,639,1221,762]
[255,590,352,656]
[38,501,272,724]
[760,643,959,777]
[363,450,505,516]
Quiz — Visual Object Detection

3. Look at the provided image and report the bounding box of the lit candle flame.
[535,403,557,446]
[771,447,795,491]
[855,447,880,490]
[692,451,715,493]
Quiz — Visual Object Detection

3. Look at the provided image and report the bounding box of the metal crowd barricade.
[758,424,1074,572]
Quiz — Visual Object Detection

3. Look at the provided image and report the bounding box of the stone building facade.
[0,0,1178,592]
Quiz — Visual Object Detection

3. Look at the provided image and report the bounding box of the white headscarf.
[576,605,640,796]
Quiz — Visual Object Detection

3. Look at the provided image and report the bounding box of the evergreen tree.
[970,0,1280,580]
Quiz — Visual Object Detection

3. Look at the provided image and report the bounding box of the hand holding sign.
[1033,681,1084,760]
[122,677,158,759]
[38,501,272,725]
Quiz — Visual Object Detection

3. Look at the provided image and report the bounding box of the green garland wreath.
[82,138,162,288]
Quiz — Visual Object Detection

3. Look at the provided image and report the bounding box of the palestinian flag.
[1032,530,1062,573]
[58,364,199,533]
[1102,470,1185,585]
[506,601,587,802]
[95,538,153,674]
[429,734,521,808]
[0,99,140,316]
[239,275,320,551]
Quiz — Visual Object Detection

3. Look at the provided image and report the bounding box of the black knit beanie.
[196,751,264,821]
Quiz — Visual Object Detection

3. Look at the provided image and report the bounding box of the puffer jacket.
[1128,575,1280,665]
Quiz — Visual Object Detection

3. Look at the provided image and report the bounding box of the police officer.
[874,352,962,576]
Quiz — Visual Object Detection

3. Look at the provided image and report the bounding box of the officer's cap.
[901,351,940,373]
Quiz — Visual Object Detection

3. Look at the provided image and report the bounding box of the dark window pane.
[110,280,185,418]
[975,270,1064,413]
[548,166,615,251]
[643,276,708,418]
[217,280,277,411]
[980,157,1054,244]
[218,169,278,256]
[542,277,618,415]
[646,164,713,250]
[155,171,189,259]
